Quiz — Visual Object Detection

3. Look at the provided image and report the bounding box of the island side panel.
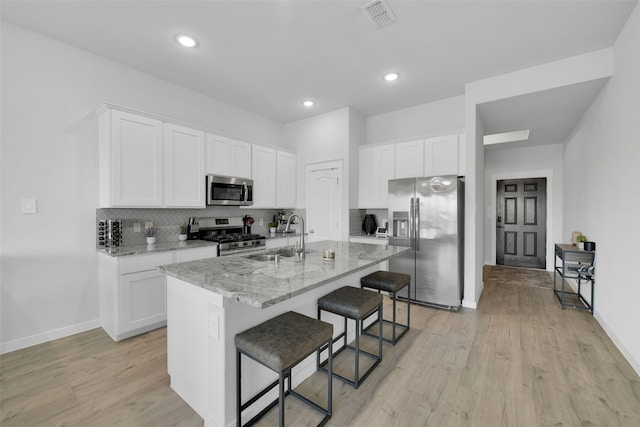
[168,263,384,427]
[167,276,225,422]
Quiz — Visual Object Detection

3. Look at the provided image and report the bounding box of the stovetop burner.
[196,217,267,255]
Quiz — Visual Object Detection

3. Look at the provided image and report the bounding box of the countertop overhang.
[97,240,218,257]
[160,240,409,308]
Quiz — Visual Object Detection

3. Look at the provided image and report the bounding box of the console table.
[553,243,596,314]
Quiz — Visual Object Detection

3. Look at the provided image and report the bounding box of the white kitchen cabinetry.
[251,145,277,208]
[424,134,459,177]
[99,106,206,208]
[458,133,466,177]
[205,134,252,179]
[99,109,164,207]
[394,140,424,179]
[276,150,297,208]
[99,246,218,341]
[358,144,394,208]
[265,236,291,249]
[164,124,205,208]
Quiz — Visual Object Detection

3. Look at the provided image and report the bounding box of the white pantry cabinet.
[164,123,205,207]
[99,109,164,207]
[358,144,394,208]
[205,134,252,179]
[99,246,218,341]
[99,105,206,208]
[276,150,297,208]
[394,140,424,179]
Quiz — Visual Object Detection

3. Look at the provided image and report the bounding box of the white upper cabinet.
[394,140,424,179]
[99,109,164,207]
[424,134,459,177]
[458,133,466,177]
[99,106,206,208]
[251,145,277,208]
[276,150,296,208]
[358,144,394,208]
[164,123,205,208]
[205,134,252,179]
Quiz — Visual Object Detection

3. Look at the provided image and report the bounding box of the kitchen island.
[160,240,408,427]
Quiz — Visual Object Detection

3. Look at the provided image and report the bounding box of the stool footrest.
[362,319,409,344]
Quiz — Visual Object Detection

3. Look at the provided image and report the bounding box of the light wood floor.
[2,266,640,426]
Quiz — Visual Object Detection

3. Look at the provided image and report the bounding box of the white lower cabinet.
[265,236,290,249]
[99,246,218,341]
[120,268,168,333]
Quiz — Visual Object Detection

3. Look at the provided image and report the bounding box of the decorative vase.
[146,236,156,244]
[270,227,277,234]
[578,242,584,250]
[179,234,188,241]
[362,214,377,235]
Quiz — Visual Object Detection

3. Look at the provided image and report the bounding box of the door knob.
[309,229,315,234]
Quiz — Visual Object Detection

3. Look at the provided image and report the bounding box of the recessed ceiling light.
[384,72,399,82]
[176,34,198,48]
[302,100,315,107]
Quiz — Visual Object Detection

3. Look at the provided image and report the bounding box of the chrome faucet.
[284,214,305,258]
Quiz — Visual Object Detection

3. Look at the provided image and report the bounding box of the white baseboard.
[594,312,640,377]
[0,319,101,354]
[462,299,478,309]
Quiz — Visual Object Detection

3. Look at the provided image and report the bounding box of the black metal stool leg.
[236,349,241,427]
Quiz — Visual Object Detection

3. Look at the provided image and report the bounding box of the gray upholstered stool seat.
[317,286,383,389]
[236,311,333,427]
[361,271,411,345]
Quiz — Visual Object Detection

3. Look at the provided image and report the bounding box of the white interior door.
[306,163,342,242]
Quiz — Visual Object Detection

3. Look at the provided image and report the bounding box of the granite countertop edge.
[97,240,218,257]
[160,240,408,309]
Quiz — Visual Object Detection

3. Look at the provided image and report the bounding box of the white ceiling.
[1,0,637,146]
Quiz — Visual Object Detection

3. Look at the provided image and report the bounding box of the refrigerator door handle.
[409,198,415,250]
[415,198,420,251]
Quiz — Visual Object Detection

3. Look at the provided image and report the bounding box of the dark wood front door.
[496,178,547,269]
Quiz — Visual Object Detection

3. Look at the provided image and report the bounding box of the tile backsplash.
[96,207,303,247]
[349,209,388,235]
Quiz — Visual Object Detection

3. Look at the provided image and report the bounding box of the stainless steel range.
[198,217,266,256]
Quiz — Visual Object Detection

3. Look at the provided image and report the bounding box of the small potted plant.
[576,234,587,250]
[145,226,157,244]
[179,224,188,241]
[268,220,277,234]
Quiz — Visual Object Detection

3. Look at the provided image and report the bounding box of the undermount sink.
[244,253,279,262]
[242,247,312,262]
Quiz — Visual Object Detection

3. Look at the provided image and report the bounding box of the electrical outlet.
[21,198,37,214]
[134,223,141,232]
[259,218,264,226]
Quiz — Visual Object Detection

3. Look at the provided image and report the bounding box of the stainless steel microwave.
[206,175,253,206]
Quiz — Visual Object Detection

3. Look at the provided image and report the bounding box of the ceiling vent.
[361,0,396,28]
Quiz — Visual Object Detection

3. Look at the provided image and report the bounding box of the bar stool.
[360,271,411,345]
[317,286,383,389]
[236,311,333,427]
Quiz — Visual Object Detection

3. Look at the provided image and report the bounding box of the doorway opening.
[496,177,547,269]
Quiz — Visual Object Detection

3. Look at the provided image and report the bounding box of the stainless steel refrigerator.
[388,176,464,310]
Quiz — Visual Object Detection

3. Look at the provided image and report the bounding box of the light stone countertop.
[97,240,218,257]
[159,240,409,308]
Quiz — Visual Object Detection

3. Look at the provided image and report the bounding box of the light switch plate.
[21,198,37,214]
